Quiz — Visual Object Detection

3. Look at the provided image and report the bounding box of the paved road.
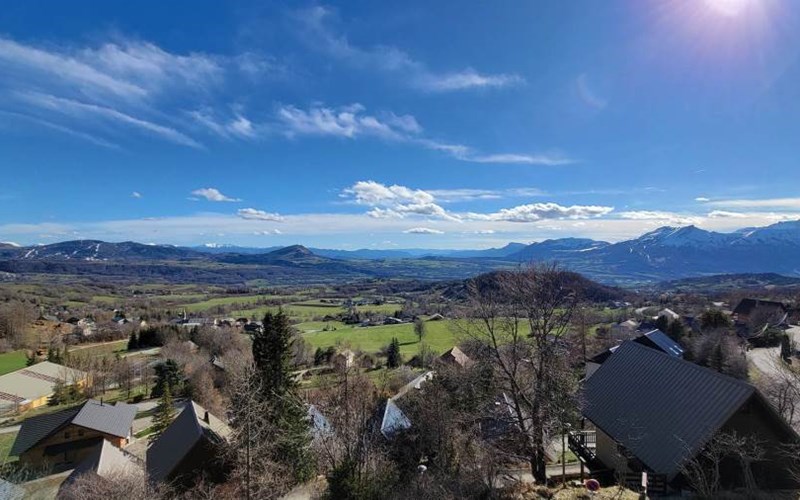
[747,325,800,379]
[748,346,784,379]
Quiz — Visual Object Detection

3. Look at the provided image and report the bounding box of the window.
[64,431,71,439]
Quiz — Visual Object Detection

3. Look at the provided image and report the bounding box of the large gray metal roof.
[73,400,137,438]
[146,401,231,484]
[583,341,754,478]
[10,400,136,456]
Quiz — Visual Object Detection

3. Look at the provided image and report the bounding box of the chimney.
[203,410,210,424]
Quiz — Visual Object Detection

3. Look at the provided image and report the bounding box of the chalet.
[0,361,89,415]
[439,346,472,368]
[59,439,143,494]
[11,399,137,469]
[380,371,434,438]
[576,341,798,492]
[658,308,680,322]
[585,329,683,379]
[733,298,788,325]
[147,401,232,488]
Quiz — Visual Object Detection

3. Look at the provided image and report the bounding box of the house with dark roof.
[146,401,232,488]
[733,298,788,325]
[59,439,143,495]
[585,329,683,379]
[578,341,798,492]
[11,399,137,469]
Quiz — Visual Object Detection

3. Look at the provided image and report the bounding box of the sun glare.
[705,0,752,17]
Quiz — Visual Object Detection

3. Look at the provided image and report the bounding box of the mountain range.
[2,220,800,285]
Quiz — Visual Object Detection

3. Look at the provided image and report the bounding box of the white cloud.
[462,153,573,166]
[707,197,800,209]
[237,208,283,221]
[617,210,701,225]
[403,227,444,235]
[274,104,570,165]
[294,6,524,93]
[131,191,142,199]
[344,181,459,222]
[19,91,202,148]
[0,37,146,99]
[426,187,546,203]
[0,35,277,150]
[469,203,614,222]
[707,210,747,218]
[695,197,711,202]
[79,40,223,95]
[189,109,257,139]
[276,103,419,140]
[253,229,283,235]
[191,188,241,202]
[416,69,524,92]
[417,139,572,166]
[473,229,496,234]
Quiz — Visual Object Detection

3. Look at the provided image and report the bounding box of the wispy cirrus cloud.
[426,187,546,203]
[617,210,702,225]
[293,6,524,93]
[0,35,274,149]
[18,91,203,148]
[705,197,800,209]
[403,227,444,234]
[277,103,570,165]
[191,188,241,202]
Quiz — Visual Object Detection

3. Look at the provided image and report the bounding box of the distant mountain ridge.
[2,220,800,284]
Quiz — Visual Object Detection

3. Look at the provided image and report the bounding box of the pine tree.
[386,337,402,368]
[252,310,314,484]
[127,331,139,351]
[150,384,176,441]
[151,359,183,398]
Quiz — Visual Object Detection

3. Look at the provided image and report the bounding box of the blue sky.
[2,0,800,249]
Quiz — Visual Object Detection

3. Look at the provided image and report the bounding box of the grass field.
[0,432,18,462]
[0,351,28,376]
[301,319,462,357]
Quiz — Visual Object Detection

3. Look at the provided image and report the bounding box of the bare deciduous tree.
[680,431,765,497]
[456,263,580,484]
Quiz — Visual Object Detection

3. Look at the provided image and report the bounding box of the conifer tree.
[150,384,176,441]
[386,337,402,368]
[251,310,313,483]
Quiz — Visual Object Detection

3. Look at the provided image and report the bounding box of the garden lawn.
[0,351,28,376]
[301,319,461,357]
